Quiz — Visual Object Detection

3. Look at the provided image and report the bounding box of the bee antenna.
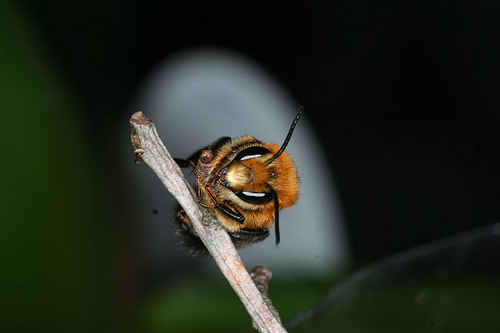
[264,106,304,166]
[269,186,280,244]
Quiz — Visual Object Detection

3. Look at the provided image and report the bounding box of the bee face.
[174,108,303,254]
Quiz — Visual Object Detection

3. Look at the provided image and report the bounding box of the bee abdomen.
[173,206,209,255]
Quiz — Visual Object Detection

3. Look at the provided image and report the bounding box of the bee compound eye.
[235,190,273,205]
[200,150,214,164]
[234,146,271,161]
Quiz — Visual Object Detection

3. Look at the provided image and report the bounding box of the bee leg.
[205,186,245,224]
[173,158,195,168]
[176,208,193,227]
[172,206,208,255]
[174,137,231,169]
[215,202,245,224]
[229,228,270,249]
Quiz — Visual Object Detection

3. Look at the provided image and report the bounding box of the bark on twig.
[130,111,286,333]
[251,265,281,327]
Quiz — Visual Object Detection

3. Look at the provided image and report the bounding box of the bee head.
[219,107,303,244]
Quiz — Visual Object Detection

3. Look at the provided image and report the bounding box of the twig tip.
[130,111,153,125]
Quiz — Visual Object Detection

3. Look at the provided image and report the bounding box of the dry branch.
[130,111,286,333]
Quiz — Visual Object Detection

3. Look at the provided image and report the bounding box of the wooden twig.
[130,111,286,333]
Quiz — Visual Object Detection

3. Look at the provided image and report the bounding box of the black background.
[23,1,500,260]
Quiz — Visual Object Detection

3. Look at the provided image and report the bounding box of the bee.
[174,107,303,254]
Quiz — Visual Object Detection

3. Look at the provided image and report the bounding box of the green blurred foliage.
[0,2,105,331]
[140,275,334,333]
[288,272,500,333]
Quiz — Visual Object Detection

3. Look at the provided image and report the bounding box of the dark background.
[3,1,499,331]
[25,1,499,257]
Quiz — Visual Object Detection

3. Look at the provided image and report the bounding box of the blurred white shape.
[128,47,349,275]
